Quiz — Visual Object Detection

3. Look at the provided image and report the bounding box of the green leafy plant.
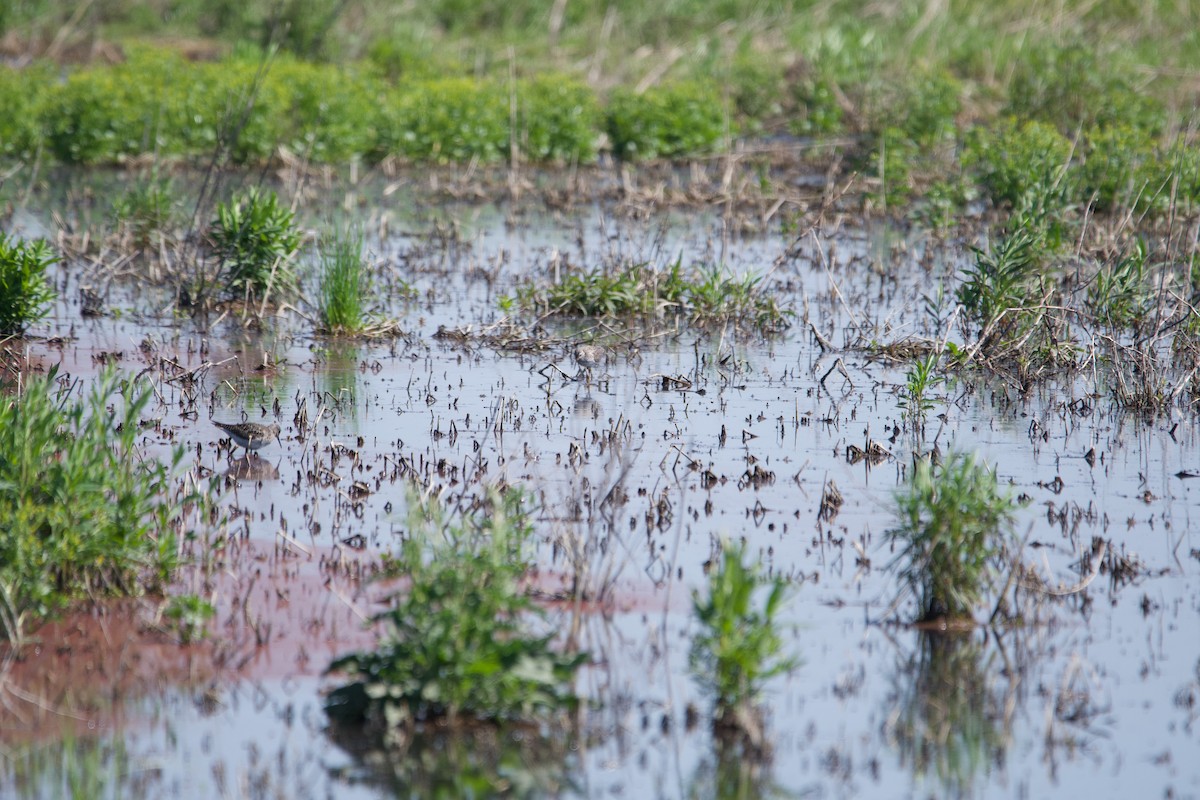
[957,225,1044,337]
[0,369,191,643]
[1088,240,1152,329]
[606,82,727,160]
[0,234,58,335]
[887,453,1016,623]
[690,542,796,735]
[963,118,1073,209]
[899,349,944,425]
[209,187,302,302]
[325,489,585,738]
[1006,42,1165,135]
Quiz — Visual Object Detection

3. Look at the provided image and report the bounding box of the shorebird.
[574,344,605,382]
[213,420,282,454]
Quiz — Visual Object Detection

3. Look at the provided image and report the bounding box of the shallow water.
[2,171,1198,798]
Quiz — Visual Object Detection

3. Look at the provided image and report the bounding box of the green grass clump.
[318,227,369,333]
[209,187,302,302]
[325,489,585,736]
[963,118,1073,209]
[691,542,796,734]
[0,370,189,642]
[0,234,58,335]
[887,453,1016,623]
[606,82,727,160]
[517,77,600,162]
[516,260,791,333]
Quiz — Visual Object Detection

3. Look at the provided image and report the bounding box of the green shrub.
[0,63,51,161]
[44,48,196,164]
[517,77,600,162]
[325,490,585,736]
[1088,240,1152,329]
[380,78,509,163]
[963,118,1073,208]
[606,82,726,160]
[0,234,57,335]
[269,60,383,162]
[1078,125,1158,213]
[957,225,1044,334]
[1006,43,1165,135]
[887,453,1016,623]
[0,370,189,641]
[691,542,796,727]
[209,188,302,301]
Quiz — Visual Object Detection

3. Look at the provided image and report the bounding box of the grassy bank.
[0,1,1196,216]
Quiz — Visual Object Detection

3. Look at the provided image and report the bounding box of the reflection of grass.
[325,489,585,737]
[514,260,792,334]
[327,723,579,797]
[0,369,193,643]
[887,632,1009,796]
[2,730,127,799]
[888,453,1016,623]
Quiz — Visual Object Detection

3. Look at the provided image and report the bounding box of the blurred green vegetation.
[0,0,1197,212]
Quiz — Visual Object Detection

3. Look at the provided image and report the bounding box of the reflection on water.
[884,630,1013,797]
[326,722,581,798]
[223,453,281,482]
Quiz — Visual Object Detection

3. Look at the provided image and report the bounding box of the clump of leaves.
[887,453,1016,623]
[0,234,58,335]
[957,224,1045,340]
[325,489,585,740]
[1088,240,1153,330]
[899,348,944,427]
[0,369,191,643]
[963,118,1073,209]
[606,82,726,160]
[209,188,301,302]
[691,542,796,745]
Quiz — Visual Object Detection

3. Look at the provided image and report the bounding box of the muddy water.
[2,172,1199,798]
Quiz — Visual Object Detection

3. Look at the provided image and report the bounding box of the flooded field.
[2,168,1199,799]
